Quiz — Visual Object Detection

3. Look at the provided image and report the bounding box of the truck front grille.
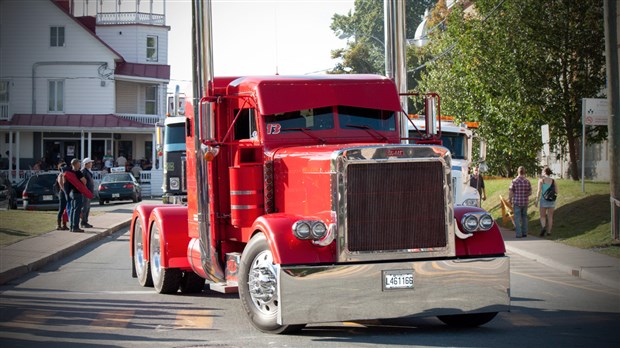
[346,161,446,252]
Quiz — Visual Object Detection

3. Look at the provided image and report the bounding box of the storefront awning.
[0,114,154,133]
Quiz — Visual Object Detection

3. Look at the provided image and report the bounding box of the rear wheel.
[149,223,181,294]
[238,233,305,334]
[133,218,152,287]
[437,312,498,327]
[132,194,138,203]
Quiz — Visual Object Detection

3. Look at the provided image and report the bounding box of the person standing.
[65,158,86,232]
[80,158,95,229]
[509,166,532,238]
[535,167,558,236]
[55,162,68,230]
[116,153,127,168]
[103,152,114,170]
[469,166,486,203]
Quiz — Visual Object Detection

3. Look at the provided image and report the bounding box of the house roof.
[115,62,171,81]
[0,114,154,132]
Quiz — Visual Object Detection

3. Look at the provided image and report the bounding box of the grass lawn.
[483,178,619,258]
[0,209,103,247]
[0,210,58,247]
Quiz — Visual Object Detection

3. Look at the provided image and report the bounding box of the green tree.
[330,0,435,74]
[415,0,606,178]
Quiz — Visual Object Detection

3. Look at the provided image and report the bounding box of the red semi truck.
[129,1,509,334]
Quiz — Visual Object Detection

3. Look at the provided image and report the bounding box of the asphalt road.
[0,228,619,347]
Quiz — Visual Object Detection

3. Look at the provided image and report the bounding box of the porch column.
[80,130,85,160]
[15,131,20,179]
[88,132,92,159]
[8,131,13,182]
[152,131,157,169]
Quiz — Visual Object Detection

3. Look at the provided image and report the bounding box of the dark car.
[22,173,60,210]
[98,172,142,205]
[0,175,14,210]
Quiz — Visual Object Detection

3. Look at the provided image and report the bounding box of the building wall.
[0,0,119,117]
[96,25,169,64]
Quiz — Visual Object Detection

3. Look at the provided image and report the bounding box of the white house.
[0,0,170,190]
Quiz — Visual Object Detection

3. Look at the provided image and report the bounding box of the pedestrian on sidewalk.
[509,166,532,238]
[80,158,95,229]
[55,162,69,230]
[535,167,558,236]
[65,158,87,233]
[469,166,486,204]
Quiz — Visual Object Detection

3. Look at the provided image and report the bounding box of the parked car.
[22,173,60,210]
[0,175,14,210]
[98,172,142,205]
[10,177,28,209]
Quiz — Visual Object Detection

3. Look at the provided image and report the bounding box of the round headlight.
[462,214,479,232]
[463,198,479,207]
[293,221,311,239]
[479,214,494,230]
[310,222,327,239]
[169,177,180,190]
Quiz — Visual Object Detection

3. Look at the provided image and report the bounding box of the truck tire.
[238,233,305,334]
[149,223,181,294]
[133,218,153,287]
[179,271,206,294]
[437,312,498,327]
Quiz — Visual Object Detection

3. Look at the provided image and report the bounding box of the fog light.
[292,221,311,239]
[310,222,327,239]
[462,214,479,232]
[479,214,494,230]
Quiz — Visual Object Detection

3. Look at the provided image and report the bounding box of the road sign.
[583,98,609,126]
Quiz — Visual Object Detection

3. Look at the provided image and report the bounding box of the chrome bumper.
[278,256,510,325]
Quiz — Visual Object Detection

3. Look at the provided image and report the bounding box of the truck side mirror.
[479,140,487,161]
[424,96,438,136]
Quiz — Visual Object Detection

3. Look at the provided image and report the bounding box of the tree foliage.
[416,0,606,178]
[330,0,606,179]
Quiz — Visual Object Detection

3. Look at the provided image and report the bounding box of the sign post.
[581,98,609,192]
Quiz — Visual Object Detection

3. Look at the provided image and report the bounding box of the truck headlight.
[463,198,479,206]
[461,212,494,233]
[293,220,329,241]
[169,177,180,190]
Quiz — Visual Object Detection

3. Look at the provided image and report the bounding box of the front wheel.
[238,233,305,334]
[437,312,498,327]
[149,222,181,294]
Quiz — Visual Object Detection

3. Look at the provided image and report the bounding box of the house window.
[145,85,157,115]
[48,80,64,112]
[50,26,65,47]
[146,36,158,62]
[0,80,9,120]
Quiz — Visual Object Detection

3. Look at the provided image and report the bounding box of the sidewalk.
[1,209,619,290]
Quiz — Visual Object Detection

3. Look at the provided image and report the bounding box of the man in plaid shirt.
[509,166,532,238]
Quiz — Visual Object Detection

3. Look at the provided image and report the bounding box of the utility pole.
[604,0,619,240]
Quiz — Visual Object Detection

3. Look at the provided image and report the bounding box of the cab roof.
[220,75,402,116]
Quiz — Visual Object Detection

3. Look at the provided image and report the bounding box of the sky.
[165,0,355,93]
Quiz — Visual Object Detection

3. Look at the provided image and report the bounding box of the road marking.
[511,270,619,296]
[91,310,134,329]
[174,309,214,330]
[0,309,49,329]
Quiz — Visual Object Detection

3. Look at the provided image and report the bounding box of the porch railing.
[97,12,165,26]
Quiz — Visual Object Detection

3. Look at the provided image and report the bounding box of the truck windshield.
[440,133,467,160]
[338,106,396,132]
[164,123,185,151]
[264,107,334,132]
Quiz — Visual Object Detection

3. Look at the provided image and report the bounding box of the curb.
[0,219,131,286]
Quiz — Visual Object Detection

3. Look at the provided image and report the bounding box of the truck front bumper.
[278,256,510,325]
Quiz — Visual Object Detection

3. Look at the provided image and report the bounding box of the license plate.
[43,195,53,201]
[383,270,414,290]
[112,193,120,198]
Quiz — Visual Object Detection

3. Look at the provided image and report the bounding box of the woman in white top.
[535,167,558,236]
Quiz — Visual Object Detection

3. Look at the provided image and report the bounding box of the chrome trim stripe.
[230,190,258,195]
[278,256,510,325]
[231,205,260,210]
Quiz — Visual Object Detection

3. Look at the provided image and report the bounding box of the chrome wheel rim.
[248,250,278,316]
[133,220,146,275]
[150,225,162,284]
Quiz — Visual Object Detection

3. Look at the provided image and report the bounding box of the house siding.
[97,25,169,64]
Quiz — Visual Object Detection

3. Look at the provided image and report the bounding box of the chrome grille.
[346,161,447,252]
